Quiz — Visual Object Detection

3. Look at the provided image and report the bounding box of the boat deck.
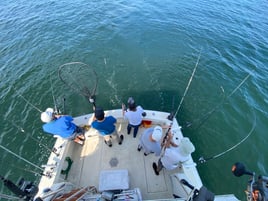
[36,110,240,201]
[64,120,177,199]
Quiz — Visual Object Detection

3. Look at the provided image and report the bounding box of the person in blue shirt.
[41,108,85,145]
[91,107,124,147]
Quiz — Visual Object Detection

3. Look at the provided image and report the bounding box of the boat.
[36,62,240,201]
[1,62,241,200]
[33,108,239,201]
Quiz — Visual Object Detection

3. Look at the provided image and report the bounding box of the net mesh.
[58,62,98,102]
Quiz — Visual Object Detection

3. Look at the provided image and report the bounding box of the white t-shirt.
[140,127,161,156]
[161,146,190,170]
[124,106,144,126]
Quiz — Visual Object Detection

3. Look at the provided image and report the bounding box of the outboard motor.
[17,178,39,200]
[232,162,268,201]
[0,175,38,200]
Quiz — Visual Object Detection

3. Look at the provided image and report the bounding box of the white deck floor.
[64,122,177,200]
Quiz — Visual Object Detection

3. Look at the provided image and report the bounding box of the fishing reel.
[232,162,268,201]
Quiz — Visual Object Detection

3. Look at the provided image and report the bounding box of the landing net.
[58,62,98,104]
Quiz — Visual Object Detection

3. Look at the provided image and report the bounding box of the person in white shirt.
[138,126,163,156]
[152,132,195,175]
[122,97,146,138]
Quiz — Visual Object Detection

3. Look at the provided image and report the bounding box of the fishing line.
[167,96,176,120]
[9,120,59,156]
[49,72,60,114]
[62,96,66,114]
[198,110,256,164]
[13,87,42,113]
[0,144,43,171]
[187,73,251,130]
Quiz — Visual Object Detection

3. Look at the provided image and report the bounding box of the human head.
[41,108,54,123]
[178,137,195,156]
[151,126,162,141]
[127,97,136,110]
[95,107,105,120]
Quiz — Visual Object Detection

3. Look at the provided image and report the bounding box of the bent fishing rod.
[175,51,201,118]
[162,51,201,149]
[198,110,256,164]
[186,73,251,130]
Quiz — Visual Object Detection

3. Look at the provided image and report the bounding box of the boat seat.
[99,169,129,192]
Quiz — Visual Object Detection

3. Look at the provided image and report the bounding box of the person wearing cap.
[152,134,195,175]
[137,126,163,156]
[91,107,124,147]
[40,108,85,145]
[122,97,146,138]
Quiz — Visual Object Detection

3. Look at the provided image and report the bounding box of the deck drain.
[109,157,118,167]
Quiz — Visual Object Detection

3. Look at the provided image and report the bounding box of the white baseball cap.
[171,128,181,146]
[152,126,162,141]
[41,108,54,123]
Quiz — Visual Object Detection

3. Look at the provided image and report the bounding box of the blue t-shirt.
[42,116,76,138]
[91,116,116,135]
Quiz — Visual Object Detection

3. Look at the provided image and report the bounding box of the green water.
[0,0,268,200]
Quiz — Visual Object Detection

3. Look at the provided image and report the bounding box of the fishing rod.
[161,52,201,151]
[0,193,22,200]
[0,144,43,171]
[169,51,201,124]
[175,51,201,118]
[186,73,251,130]
[9,120,60,156]
[198,110,256,164]
[13,87,42,113]
[11,165,47,177]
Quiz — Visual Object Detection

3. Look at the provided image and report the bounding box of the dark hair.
[127,97,136,111]
[95,107,105,120]
[128,102,136,111]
